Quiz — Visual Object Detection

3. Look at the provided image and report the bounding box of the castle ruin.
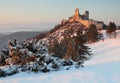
[68,8,104,29]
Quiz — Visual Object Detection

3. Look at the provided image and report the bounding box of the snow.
[0,30,120,83]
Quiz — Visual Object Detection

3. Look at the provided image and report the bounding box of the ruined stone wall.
[68,8,104,29]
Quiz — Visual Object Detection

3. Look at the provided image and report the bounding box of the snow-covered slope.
[0,30,120,83]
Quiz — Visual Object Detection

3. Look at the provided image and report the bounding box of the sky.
[0,0,120,25]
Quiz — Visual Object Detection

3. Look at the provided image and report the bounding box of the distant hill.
[0,31,39,50]
[0,33,5,38]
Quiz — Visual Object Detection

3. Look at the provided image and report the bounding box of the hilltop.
[34,8,105,41]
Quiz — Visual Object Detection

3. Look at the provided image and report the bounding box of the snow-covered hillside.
[0,30,120,83]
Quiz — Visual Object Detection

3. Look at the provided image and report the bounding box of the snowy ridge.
[0,30,120,83]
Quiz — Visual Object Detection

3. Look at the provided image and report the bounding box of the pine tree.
[48,38,62,58]
[106,22,117,38]
[86,24,99,43]
[64,28,91,61]
[0,48,9,66]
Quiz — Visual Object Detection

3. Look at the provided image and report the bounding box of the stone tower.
[74,8,80,18]
[84,11,89,20]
